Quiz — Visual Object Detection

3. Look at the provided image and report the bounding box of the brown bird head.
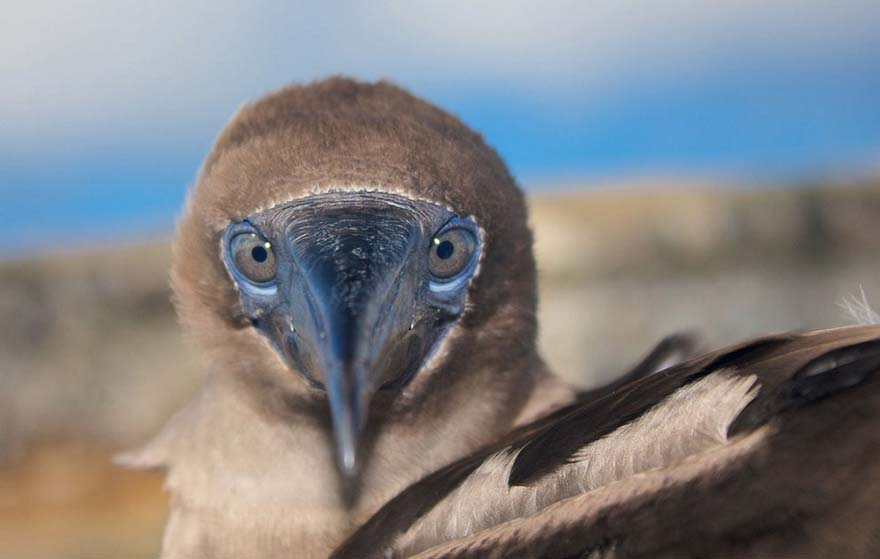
[172,78,538,480]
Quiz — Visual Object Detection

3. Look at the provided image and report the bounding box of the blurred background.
[1,1,879,557]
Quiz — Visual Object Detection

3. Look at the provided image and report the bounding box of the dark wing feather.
[408,330,880,559]
[509,332,792,486]
[331,325,880,559]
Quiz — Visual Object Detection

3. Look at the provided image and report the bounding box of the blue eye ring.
[223,222,279,296]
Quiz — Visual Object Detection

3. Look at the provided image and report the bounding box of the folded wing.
[332,325,880,559]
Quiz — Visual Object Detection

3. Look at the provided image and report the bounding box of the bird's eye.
[428,227,476,280]
[230,233,276,284]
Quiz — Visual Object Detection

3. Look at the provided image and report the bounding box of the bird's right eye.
[230,233,277,285]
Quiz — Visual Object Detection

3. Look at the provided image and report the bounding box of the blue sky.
[1,1,879,257]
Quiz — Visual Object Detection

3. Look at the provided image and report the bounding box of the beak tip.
[326,361,371,481]
[329,391,362,479]
[339,446,358,479]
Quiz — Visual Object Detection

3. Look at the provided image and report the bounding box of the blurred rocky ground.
[1,182,879,558]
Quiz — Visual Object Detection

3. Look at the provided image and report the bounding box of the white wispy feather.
[839,286,880,325]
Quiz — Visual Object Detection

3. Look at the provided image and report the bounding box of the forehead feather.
[190,77,523,232]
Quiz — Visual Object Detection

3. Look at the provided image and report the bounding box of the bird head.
[172,78,537,481]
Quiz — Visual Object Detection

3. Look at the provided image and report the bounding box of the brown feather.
[331,325,880,558]
[409,334,880,558]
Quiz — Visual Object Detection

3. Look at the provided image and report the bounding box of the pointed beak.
[319,300,410,479]
[275,212,430,478]
[324,352,369,478]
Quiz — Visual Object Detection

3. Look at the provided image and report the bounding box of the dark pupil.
[251,245,268,263]
[436,240,455,260]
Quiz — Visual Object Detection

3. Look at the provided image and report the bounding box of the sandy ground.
[0,443,166,559]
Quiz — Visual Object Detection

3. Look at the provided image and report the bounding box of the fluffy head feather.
[127,78,574,558]
[171,77,544,418]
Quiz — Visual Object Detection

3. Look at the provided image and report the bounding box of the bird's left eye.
[429,227,476,280]
[230,233,276,284]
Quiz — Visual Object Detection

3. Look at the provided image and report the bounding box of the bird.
[121,76,880,558]
[332,324,880,558]
[119,77,582,558]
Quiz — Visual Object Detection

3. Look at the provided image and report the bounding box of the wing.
[332,325,880,558]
